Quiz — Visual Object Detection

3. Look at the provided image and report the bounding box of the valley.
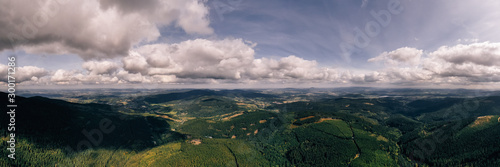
[1,88,500,166]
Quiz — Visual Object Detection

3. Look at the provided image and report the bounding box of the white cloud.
[383,67,433,83]
[429,42,500,66]
[35,38,347,85]
[423,42,500,83]
[7,41,500,88]
[151,75,177,83]
[369,42,500,85]
[245,56,340,81]
[0,0,213,60]
[82,60,120,75]
[51,69,77,84]
[116,70,146,83]
[368,47,423,66]
[17,66,49,82]
[122,51,149,74]
[50,69,120,85]
[175,0,213,34]
[0,64,48,83]
[131,38,255,80]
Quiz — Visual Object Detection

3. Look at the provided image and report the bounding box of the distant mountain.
[143,89,276,104]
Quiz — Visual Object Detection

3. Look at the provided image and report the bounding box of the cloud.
[423,57,500,82]
[421,42,500,83]
[16,66,49,82]
[116,70,147,83]
[8,41,500,88]
[82,60,120,75]
[0,65,7,82]
[0,64,48,83]
[429,42,500,66]
[50,69,76,84]
[349,72,383,83]
[34,38,346,85]
[369,42,500,85]
[245,56,340,82]
[50,69,120,85]
[48,68,178,85]
[99,0,159,14]
[122,51,149,75]
[382,67,433,83]
[174,0,214,34]
[368,47,423,66]
[0,0,212,60]
[130,38,255,79]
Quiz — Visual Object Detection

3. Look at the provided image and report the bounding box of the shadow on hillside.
[0,92,185,154]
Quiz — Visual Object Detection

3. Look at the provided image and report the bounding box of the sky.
[1,0,500,89]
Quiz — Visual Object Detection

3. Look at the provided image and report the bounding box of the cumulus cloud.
[246,56,340,82]
[116,70,146,83]
[132,37,346,83]
[122,51,149,75]
[47,68,178,85]
[382,67,433,83]
[8,40,500,88]
[16,66,49,82]
[0,64,48,83]
[129,38,255,79]
[429,42,500,66]
[0,0,212,60]
[369,42,500,85]
[51,69,120,85]
[423,58,500,83]
[82,60,120,75]
[421,42,500,83]
[51,69,80,84]
[368,47,423,66]
[33,38,346,85]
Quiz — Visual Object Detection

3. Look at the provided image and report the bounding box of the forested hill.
[0,92,183,166]
[1,90,500,166]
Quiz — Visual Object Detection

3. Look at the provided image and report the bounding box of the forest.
[1,89,500,166]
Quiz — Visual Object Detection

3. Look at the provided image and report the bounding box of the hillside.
[1,89,500,166]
